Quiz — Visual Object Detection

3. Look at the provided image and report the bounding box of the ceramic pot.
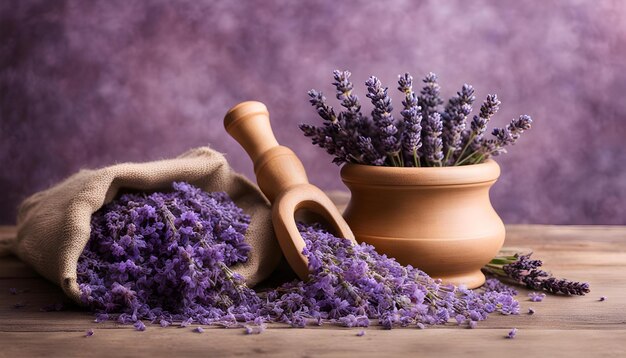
[340,159,504,288]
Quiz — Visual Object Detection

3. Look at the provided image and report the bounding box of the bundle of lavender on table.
[483,253,590,296]
[300,70,532,167]
[78,182,521,331]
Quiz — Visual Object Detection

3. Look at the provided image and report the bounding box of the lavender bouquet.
[300,70,532,167]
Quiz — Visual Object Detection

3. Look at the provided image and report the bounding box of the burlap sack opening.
[7,147,281,304]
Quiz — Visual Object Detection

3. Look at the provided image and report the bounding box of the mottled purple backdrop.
[1,1,625,224]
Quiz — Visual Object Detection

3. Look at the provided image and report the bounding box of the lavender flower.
[528,292,545,302]
[308,89,337,124]
[483,252,590,296]
[134,321,146,331]
[506,328,518,339]
[600,296,607,302]
[85,329,94,337]
[421,112,444,166]
[8,288,17,295]
[193,326,204,333]
[356,136,386,166]
[455,94,501,165]
[366,76,401,165]
[333,70,361,117]
[78,183,521,331]
[356,330,366,337]
[398,73,423,167]
[301,70,531,167]
[442,84,475,164]
[418,72,444,118]
[479,115,533,160]
[528,308,535,315]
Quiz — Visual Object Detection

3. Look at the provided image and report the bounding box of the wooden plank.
[2,217,626,356]
[1,329,625,358]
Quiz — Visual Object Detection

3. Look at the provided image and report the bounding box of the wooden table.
[1,195,625,357]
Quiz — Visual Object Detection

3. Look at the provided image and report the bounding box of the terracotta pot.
[340,159,505,289]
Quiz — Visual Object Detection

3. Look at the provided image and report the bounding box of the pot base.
[353,233,503,289]
[434,270,486,289]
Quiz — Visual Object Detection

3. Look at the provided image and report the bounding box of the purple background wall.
[1,0,625,225]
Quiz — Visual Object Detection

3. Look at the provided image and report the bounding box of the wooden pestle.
[224,101,356,280]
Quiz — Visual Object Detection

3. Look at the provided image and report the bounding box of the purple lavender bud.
[506,328,517,339]
[442,84,475,163]
[528,307,535,315]
[333,70,362,116]
[193,326,204,333]
[479,114,533,160]
[356,330,366,337]
[421,112,444,166]
[469,94,501,147]
[398,73,423,166]
[600,296,607,301]
[85,329,95,337]
[133,320,146,331]
[366,76,400,158]
[357,136,386,166]
[8,287,18,295]
[418,72,444,117]
[528,292,546,302]
[307,89,337,123]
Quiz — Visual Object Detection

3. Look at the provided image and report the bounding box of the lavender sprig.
[478,115,533,162]
[417,72,444,118]
[442,84,475,164]
[365,76,401,166]
[422,112,444,166]
[332,70,361,117]
[398,73,423,167]
[483,252,590,296]
[455,94,501,165]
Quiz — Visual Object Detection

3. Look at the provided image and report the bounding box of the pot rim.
[340,159,500,186]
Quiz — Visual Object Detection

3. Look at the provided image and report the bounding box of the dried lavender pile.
[78,182,519,330]
[300,70,532,167]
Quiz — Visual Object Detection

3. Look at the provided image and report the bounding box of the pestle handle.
[224,101,309,203]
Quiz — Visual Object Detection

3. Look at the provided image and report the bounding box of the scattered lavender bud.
[193,326,204,333]
[133,321,146,332]
[180,318,193,328]
[78,183,521,331]
[599,296,607,302]
[356,330,366,337]
[416,322,426,330]
[84,329,94,337]
[469,320,477,329]
[13,302,25,309]
[8,288,18,295]
[528,308,535,315]
[506,328,518,339]
[159,320,171,328]
[244,324,266,335]
[528,292,546,302]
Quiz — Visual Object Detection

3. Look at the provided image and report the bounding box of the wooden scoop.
[224,101,356,280]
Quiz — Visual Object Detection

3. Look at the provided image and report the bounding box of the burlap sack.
[8,147,281,304]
